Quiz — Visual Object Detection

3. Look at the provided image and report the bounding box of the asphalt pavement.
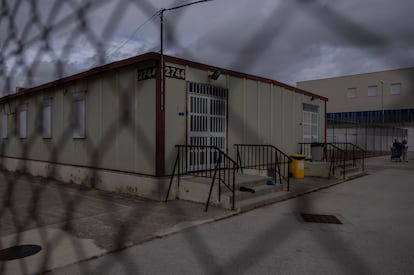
[1,155,413,274]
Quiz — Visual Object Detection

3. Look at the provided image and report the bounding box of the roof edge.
[165,55,328,101]
[0,52,159,102]
[1,51,327,102]
[297,66,414,84]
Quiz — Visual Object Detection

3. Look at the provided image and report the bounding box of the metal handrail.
[165,145,239,211]
[234,144,292,191]
[326,143,346,179]
[299,142,366,179]
[330,143,366,171]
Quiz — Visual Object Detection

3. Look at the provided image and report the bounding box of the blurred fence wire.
[0,0,400,274]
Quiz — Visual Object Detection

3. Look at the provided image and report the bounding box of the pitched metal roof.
[1,52,328,102]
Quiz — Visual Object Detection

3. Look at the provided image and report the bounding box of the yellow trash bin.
[290,154,306,179]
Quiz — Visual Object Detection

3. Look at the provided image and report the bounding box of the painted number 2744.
[165,66,185,80]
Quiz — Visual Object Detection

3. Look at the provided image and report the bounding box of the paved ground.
[0,155,412,274]
[0,173,229,274]
[52,156,414,274]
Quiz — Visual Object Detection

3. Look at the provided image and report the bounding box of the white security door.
[303,104,319,159]
[188,82,227,171]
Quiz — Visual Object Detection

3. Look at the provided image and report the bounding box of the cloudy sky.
[1,0,414,95]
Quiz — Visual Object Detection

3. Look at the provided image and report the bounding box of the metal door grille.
[188,82,227,171]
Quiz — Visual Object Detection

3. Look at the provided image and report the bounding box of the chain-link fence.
[0,0,411,274]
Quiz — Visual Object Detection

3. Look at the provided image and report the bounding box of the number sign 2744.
[165,66,185,80]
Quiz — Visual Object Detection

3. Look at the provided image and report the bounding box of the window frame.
[1,111,8,139]
[19,103,28,139]
[346,87,357,98]
[72,91,86,139]
[42,97,52,139]
[390,83,401,95]
[367,85,378,97]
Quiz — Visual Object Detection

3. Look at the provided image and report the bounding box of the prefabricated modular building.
[0,52,327,200]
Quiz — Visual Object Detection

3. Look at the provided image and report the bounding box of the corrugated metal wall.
[164,65,326,174]
[227,76,325,157]
[1,61,326,177]
[0,64,157,175]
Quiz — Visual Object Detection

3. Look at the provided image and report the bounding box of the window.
[390,83,401,95]
[302,104,319,140]
[1,112,7,139]
[73,92,85,138]
[367,85,377,97]
[347,88,357,98]
[42,98,52,138]
[19,103,28,138]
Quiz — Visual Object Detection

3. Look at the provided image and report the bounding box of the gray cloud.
[168,0,414,84]
[1,0,414,95]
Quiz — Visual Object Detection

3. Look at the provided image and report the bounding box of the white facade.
[297,67,414,152]
[0,52,327,200]
[297,67,414,115]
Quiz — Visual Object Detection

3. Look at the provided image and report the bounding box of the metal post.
[232,167,235,210]
[380,80,384,124]
[177,148,181,188]
[365,122,368,156]
[380,126,383,154]
[159,9,165,111]
[159,1,212,112]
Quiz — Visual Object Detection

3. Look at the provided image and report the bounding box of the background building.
[297,67,413,155]
[0,52,327,200]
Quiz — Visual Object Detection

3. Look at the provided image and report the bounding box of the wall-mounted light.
[310,96,315,101]
[209,70,222,80]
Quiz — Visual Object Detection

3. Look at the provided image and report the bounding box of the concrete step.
[235,190,290,212]
[179,172,271,187]
[177,173,287,211]
[304,161,331,178]
[234,183,284,200]
[220,173,288,210]
[232,173,273,188]
[220,182,284,209]
[177,173,269,202]
[303,160,366,180]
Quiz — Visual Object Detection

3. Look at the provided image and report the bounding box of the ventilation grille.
[300,213,342,224]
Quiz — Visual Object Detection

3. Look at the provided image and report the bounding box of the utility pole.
[156,1,213,177]
[160,8,165,111]
[159,0,213,111]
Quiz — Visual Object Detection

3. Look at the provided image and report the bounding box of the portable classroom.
[0,52,327,200]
